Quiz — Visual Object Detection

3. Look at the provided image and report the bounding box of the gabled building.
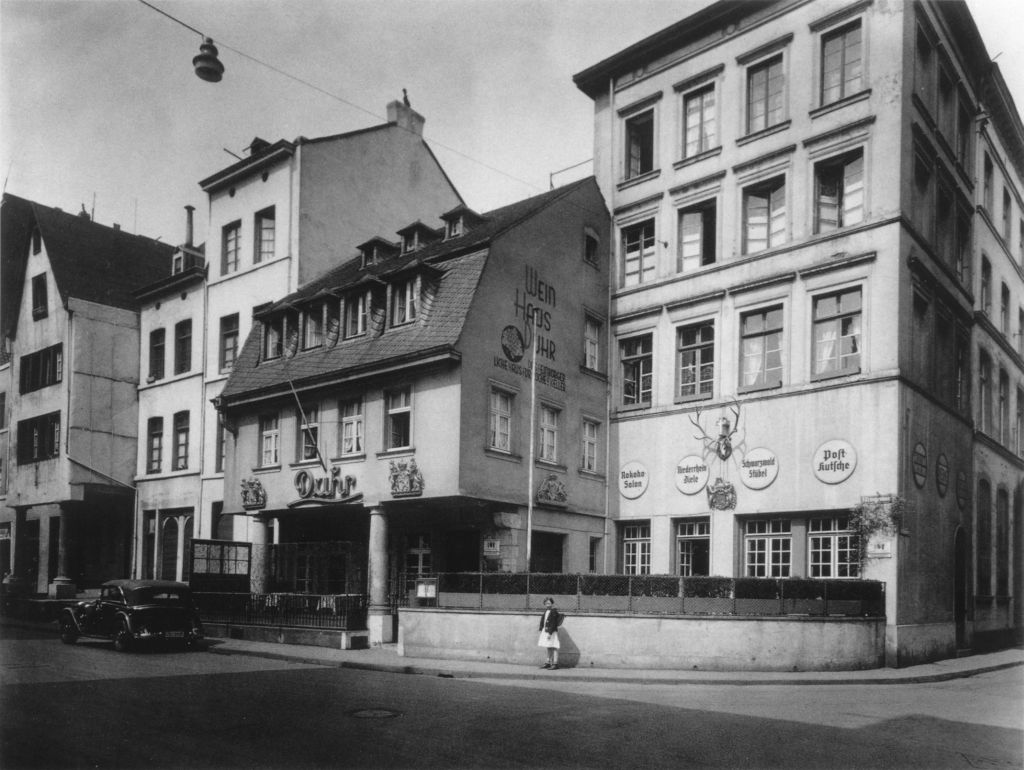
[215,178,610,643]
[574,0,1022,664]
[132,100,463,583]
[0,193,173,596]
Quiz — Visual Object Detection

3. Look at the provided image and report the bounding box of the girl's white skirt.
[538,630,560,649]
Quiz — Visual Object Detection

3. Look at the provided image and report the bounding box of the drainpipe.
[604,73,615,574]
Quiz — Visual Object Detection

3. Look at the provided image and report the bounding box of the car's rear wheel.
[59,618,78,645]
[113,620,133,653]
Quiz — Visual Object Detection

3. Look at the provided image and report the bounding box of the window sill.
[289,459,324,470]
[738,380,783,395]
[618,402,652,413]
[330,453,366,463]
[809,89,871,120]
[376,448,415,459]
[578,468,606,480]
[535,460,567,472]
[673,146,722,171]
[579,365,608,382]
[810,366,861,383]
[485,448,522,463]
[616,168,661,191]
[737,120,792,147]
[252,464,282,474]
[32,308,48,320]
[675,391,714,404]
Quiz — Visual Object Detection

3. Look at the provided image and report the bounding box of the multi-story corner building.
[574,0,1022,663]
[0,193,173,596]
[214,178,610,643]
[132,100,463,582]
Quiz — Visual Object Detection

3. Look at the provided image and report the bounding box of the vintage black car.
[59,579,204,652]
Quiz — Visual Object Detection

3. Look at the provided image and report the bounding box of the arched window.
[976,480,992,595]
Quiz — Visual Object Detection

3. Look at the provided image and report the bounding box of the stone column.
[49,504,76,598]
[249,515,271,594]
[2,507,31,596]
[367,507,393,644]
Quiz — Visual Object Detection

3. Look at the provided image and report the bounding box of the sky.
[2,0,1023,249]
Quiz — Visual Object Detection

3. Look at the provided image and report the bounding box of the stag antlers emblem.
[689,403,743,462]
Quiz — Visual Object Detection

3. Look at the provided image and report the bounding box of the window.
[745,519,791,577]
[303,304,324,349]
[981,258,992,315]
[31,274,47,319]
[683,84,717,157]
[912,149,934,240]
[1016,388,1024,457]
[677,321,714,399]
[956,204,972,286]
[345,292,368,338]
[746,54,784,134]
[339,398,363,456]
[31,227,41,255]
[812,288,861,377]
[581,419,599,473]
[979,350,992,435]
[173,320,192,375]
[809,517,859,577]
[297,404,319,462]
[977,479,992,594]
[584,232,600,266]
[743,176,786,253]
[983,154,994,213]
[936,181,955,266]
[814,150,863,232]
[254,207,275,263]
[391,278,418,326]
[914,25,934,110]
[998,371,1009,445]
[538,405,559,463]
[222,221,241,274]
[215,417,226,474]
[677,518,710,576]
[147,417,163,473]
[220,314,239,373]
[385,387,412,450]
[446,217,463,239]
[405,534,432,576]
[620,334,652,406]
[0,392,5,430]
[956,99,972,168]
[1019,308,1024,357]
[622,523,651,575]
[259,414,279,467]
[996,489,1009,595]
[820,20,862,105]
[263,316,283,360]
[1000,284,1010,335]
[740,306,783,390]
[149,329,165,380]
[172,411,189,470]
[19,344,62,394]
[489,388,513,453]
[624,109,654,179]
[17,411,60,464]
[589,538,601,573]
[1002,189,1013,242]
[584,316,602,371]
[937,66,955,143]
[622,219,656,287]
[677,202,716,271]
[955,329,970,414]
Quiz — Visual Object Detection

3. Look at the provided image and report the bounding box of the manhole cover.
[349,708,402,719]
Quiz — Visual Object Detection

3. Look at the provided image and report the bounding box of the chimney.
[184,205,195,247]
[386,99,425,136]
[112,223,120,231]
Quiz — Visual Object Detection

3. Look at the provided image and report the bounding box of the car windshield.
[127,588,191,606]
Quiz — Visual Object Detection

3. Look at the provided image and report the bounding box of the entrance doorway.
[531,531,564,573]
[954,526,968,649]
[446,531,480,572]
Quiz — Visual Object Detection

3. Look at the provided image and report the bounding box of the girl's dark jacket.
[539,608,563,634]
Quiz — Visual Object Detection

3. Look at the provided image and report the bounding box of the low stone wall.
[399,608,886,671]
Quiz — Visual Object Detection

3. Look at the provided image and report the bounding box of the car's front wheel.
[113,620,133,653]
[59,618,78,645]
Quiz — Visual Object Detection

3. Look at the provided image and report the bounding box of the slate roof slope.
[2,193,174,336]
[218,179,594,405]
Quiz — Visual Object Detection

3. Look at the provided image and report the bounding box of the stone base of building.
[368,611,395,646]
[47,578,77,599]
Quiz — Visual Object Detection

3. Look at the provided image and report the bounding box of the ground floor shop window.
[677,518,710,576]
[622,523,651,575]
[808,516,858,577]
[745,519,791,577]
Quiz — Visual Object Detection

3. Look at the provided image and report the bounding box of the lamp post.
[525,307,540,572]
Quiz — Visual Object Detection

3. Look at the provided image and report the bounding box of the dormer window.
[446,217,463,239]
[402,232,419,254]
[172,253,185,274]
[358,237,399,268]
[345,291,369,338]
[397,222,440,254]
[263,315,283,360]
[391,277,418,326]
[303,303,324,349]
[31,227,41,255]
[441,205,483,240]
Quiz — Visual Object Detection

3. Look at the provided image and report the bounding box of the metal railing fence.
[194,592,368,630]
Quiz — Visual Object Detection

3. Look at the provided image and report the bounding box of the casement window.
[405,533,433,576]
[219,314,239,373]
[149,329,166,380]
[983,154,994,212]
[956,99,972,168]
[339,398,363,456]
[914,24,934,110]
[172,411,189,470]
[1000,284,1010,335]
[620,334,653,406]
[979,349,992,435]
[583,316,602,371]
[677,201,716,272]
[624,109,655,179]
[174,320,192,375]
[812,288,861,378]
[581,419,600,473]
[297,404,319,462]
[981,258,992,315]
[391,278,418,326]
[31,227,41,255]
[936,182,955,266]
[622,524,651,575]
[385,387,412,450]
[912,149,934,240]
[222,221,241,274]
[589,538,601,573]
[814,150,864,232]
[446,218,463,239]
[743,176,786,253]
[740,306,783,390]
[538,405,559,463]
[215,417,226,473]
[820,20,862,105]
[677,321,714,399]
[147,417,163,473]
[19,344,63,394]
[583,232,600,266]
[998,371,1009,446]
[259,414,280,467]
[17,411,60,464]
[489,388,513,453]
[622,219,656,287]
[809,517,859,578]
[956,205,972,286]
[937,66,956,143]
[677,519,710,577]
[31,274,47,319]
[683,84,717,157]
[977,479,992,594]
[746,54,785,134]
[303,304,324,349]
[996,488,1010,595]
[254,206,275,263]
[345,292,368,338]
[263,316,283,360]
[1016,388,1024,457]
[1002,189,1013,242]
[745,519,791,577]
